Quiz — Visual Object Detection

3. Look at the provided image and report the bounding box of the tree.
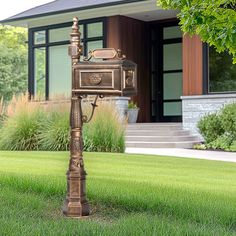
[158,0,236,63]
[0,25,28,101]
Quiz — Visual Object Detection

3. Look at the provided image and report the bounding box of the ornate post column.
[63,17,90,217]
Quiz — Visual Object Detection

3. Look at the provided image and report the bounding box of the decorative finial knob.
[72,17,79,31]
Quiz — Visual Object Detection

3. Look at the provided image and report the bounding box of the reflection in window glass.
[209,47,236,92]
[34,48,46,98]
[87,22,103,38]
[34,31,46,45]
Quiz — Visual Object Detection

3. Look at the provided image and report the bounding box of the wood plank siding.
[107,16,150,122]
[183,35,203,95]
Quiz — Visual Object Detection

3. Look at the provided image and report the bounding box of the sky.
[0,0,53,20]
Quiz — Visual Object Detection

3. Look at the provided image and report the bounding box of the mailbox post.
[63,17,137,218]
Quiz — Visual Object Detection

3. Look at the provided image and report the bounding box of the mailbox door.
[72,64,122,96]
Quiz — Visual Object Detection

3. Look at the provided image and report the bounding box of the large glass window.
[209,47,236,93]
[30,18,105,99]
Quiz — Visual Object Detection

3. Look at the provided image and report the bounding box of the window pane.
[87,22,103,38]
[49,45,71,98]
[49,27,71,42]
[164,102,182,116]
[34,31,46,45]
[163,73,182,100]
[164,43,182,71]
[164,26,182,39]
[209,47,236,92]
[49,25,83,42]
[34,47,46,98]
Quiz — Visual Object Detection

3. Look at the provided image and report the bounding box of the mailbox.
[64,17,138,219]
[71,49,137,96]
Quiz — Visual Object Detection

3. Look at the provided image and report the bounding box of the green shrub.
[230,140,236,152]
[220,103,236,138]
[197,103,236,151]
[209,134,234,151]
[197,112,224,143]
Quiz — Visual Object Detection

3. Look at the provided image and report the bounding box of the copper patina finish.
[63,17,90,217]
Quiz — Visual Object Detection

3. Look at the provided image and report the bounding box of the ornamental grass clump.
[83,102,125,153]
[0,95,125,152]
[38,106,70,151]
[0,95,45,150]
[0,97,6,128]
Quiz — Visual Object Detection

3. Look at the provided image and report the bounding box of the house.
[1,0,236,136]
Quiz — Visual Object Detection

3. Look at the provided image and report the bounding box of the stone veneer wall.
[181,94,236,139]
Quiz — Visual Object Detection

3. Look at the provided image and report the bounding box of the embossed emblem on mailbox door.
[89,73,102,85]
[79,70,115,89]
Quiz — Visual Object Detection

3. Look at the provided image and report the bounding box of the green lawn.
[0,151,235,236]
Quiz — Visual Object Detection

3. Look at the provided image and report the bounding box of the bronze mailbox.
[72,57,137,96]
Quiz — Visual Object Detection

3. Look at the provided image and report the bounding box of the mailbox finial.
[72,17,79,31]
[69,17,82,65]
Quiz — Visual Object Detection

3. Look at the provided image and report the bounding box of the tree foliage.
[0,25,28,101]
[158,0,236,63]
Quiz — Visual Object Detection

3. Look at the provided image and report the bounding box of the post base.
[63,199,90,218]
[62,170,90,218]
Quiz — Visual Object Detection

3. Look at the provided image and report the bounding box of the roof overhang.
[1,0,178,28]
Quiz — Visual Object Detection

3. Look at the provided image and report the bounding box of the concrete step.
[125,123,201,149]
[125,141,199,149]
[126,123,183,131]
[126,130,191,136]
[127,122,181,126]
[125,135,200,142]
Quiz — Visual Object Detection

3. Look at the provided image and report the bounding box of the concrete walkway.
[125,148,236,163]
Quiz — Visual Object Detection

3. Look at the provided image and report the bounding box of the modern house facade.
[1,0,236,135]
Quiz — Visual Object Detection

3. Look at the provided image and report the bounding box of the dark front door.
[150,22,183,122]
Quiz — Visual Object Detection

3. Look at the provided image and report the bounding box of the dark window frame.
[203,43,236,95]
[28,17,107,100]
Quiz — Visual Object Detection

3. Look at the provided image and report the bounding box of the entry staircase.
[125,123,201,149]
